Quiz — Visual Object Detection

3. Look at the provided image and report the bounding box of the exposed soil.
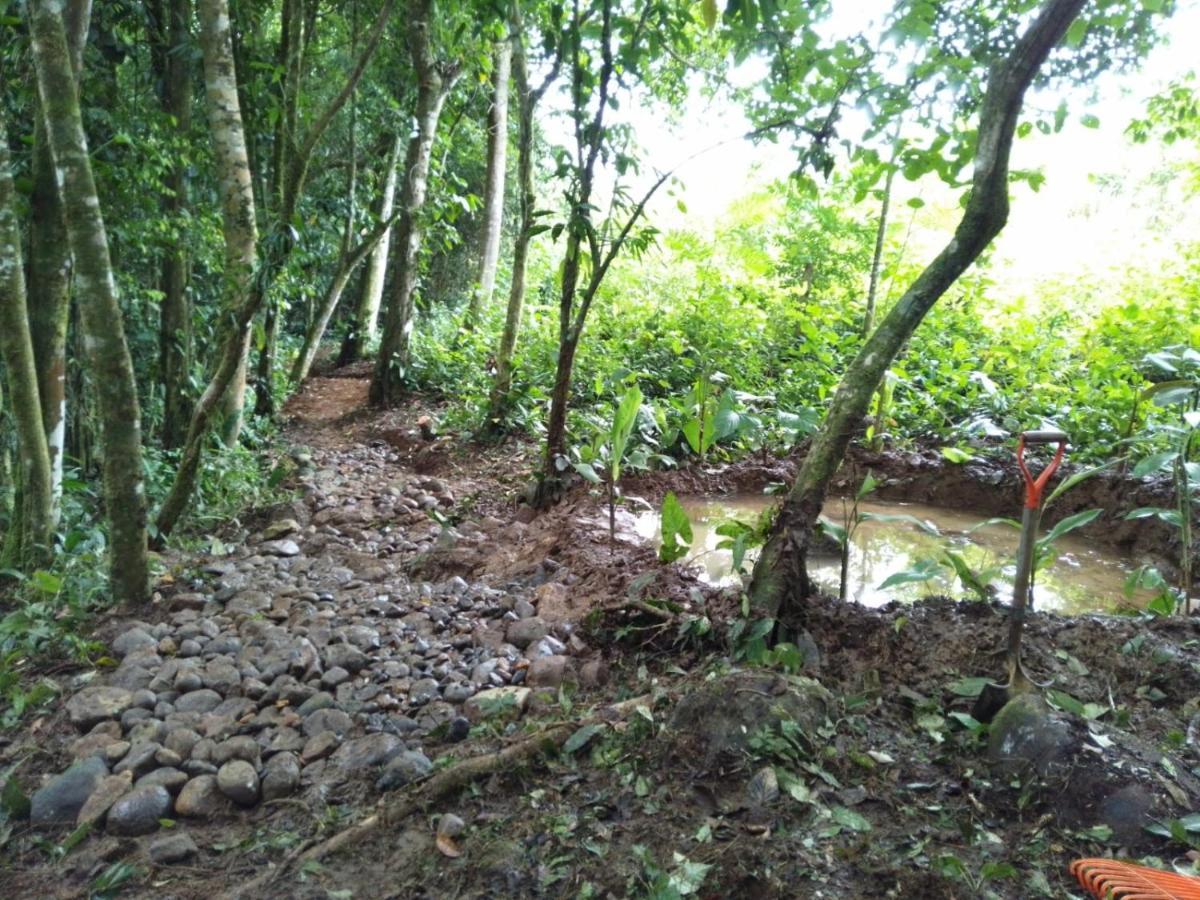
[2,368,1198,900]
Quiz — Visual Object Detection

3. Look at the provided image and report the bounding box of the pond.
[633,494,1154,615]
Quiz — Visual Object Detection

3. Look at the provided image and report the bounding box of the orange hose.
[1071,858,1200,899]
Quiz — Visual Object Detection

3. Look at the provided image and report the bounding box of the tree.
[484,5,560,432]
[464,34,512,328]
[154,0,261,540]
[339,133,404,364]
[370,0,463,406]
[747,0,1118,622]
[27,0,150,604]
[25,0,90,522]
[148,0,195,449]
[0,109,54,570]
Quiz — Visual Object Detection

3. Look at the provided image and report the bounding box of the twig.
[235,695,654,895]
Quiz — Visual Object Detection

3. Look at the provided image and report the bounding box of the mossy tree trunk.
[339,132,402,364]
[485,17,551,432]
[464,37,511,328]
[370,0,459,407]
[155,0,260,540]
[28,0,150,604]
[747,0,1089,623]
[149,0,195,450]
[26,0,90,522]
[0,110,55,570]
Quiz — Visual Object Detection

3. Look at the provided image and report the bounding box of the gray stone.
[175,689,223,714]
[135,767,189,794]
[301,731,341,763]
[164,729,202,759]
[175,776,223,818]
[113,629,159,658]
[203,660,242,695]
[303,708,353,737]
[131,689,157,710]
[148,831,199,864]
[527,655,577,688]
[216,760,260,806]
[155,747,183,768]
[262,539,301,557]
[67,686,134,730]
[174,670,203,693]
[227,591,271,616]
[331,734,403,773]
[325,643,367,673]
[513,599,536,619]
[114,742,163,777]
[212,736,260,768]
[320,667,351,689]
[261,753,301,801]
[76,772,133,826]
[443,683,474,703]
[376,750,432,791]
[505,617,547,649]
[409,678,441,706]
[31,757,110,827]
[263,519,301,540]
[988,693,1076,779]
[127,719,167,747]
[106,785,172,836]
[297,692,336,716]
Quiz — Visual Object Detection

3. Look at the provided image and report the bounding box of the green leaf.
[1,776,30,819]
[609,384,643,482]
[1080,114,1100,129]
[700,0,718,30]
[659,492,693,564]
[29,571,62,595]
[573,462,602,485]
[947,676,990,698]
[878,558,942,589]
[1065,18,1087,47]
[1036,509,1102,548]
[859,512,940,536]
[1125,506,1182,527]
[830,805,871,832]
[940,446,973,463]
[1133,450,1179,477]
[564,723,606,755]
[1044,459,1117,506]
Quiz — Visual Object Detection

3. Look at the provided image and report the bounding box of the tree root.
[235,694,653,896]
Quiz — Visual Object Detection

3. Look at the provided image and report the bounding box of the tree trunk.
[485,31,534,431]
[339,132,402,364]
[28,0,150,605]
[465,38,511,327]
[0,110,55,570]
[153,0,195,450]
[747,0,1088,623]
[291,212,399,385]
[861,161,896,339]
[26,0,91,522]
[370,0,457,407]
[155,0,260,540]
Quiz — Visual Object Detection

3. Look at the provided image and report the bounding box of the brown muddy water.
[632,494,1156,615]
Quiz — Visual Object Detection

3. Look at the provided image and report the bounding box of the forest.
[1,0,1199,896]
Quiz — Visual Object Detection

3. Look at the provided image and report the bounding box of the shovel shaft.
[1006,505,1041,671]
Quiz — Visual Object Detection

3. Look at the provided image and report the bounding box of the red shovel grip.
[1017,430,1067,509]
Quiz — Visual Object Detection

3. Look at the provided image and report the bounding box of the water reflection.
[634,495,1152,615]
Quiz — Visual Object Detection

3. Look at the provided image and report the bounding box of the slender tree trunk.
[747,0,1089,622]
[339,133,401,364]
[26,0,91,522]
[465,38,511,327]
[28,0,150,604]
[0,111,55,570]
[155,0,260,540]
[151,0,195,449]
[291,212,399,384]
[861,162,896,339]
[370,0,457,407]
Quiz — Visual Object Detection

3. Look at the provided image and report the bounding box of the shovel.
[972,429,1068,723]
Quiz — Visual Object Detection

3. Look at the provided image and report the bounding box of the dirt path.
[3,371,1199,899]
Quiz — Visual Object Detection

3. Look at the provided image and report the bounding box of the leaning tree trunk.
[861,160,896,339]
[748,0,1089,622]
[370,0,457,407]
[26,0,91,522]
[485,27,536,432]
[340,133,402,364]
[464,38,511,328]
[291,212,399,385]
[28,0,150,605]
[0,110,55,570]
[154,0,260,540]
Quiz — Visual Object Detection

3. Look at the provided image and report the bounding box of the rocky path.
[5,376,602,893]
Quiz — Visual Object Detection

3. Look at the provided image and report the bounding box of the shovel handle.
[1017,430,1067,509]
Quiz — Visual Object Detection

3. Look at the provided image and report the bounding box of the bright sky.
[612,0,1200,301]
